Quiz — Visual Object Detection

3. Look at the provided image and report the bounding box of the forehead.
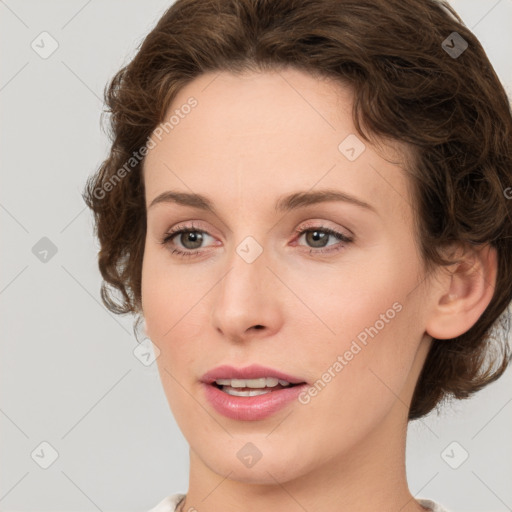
[143,68,413,223]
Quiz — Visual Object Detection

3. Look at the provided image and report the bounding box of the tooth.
[214,377,292,388]
[224,388,273,397]
[263,377,279,387]
[245,378,268,388]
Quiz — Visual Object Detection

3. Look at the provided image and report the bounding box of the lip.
[200,364,306,385]
[202,381,309,421]
[200,364,308,421]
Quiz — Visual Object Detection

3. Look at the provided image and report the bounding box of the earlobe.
[425,244,498,340]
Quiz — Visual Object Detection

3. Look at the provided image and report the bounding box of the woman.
[82,0,512,510]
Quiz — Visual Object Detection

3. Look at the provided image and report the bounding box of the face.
[141,67,434,484]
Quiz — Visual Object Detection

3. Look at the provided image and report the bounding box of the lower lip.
[202,382,308,421]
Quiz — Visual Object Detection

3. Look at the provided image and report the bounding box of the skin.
[140,67,497,512]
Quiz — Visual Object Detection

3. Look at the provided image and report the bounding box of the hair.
[82,0,512,421]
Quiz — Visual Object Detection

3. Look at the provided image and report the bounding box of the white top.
[147,493,451,511]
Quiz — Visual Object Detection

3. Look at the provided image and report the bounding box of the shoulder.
[146,495,450,512]
[146,493,186,512]
[417,498,452,512]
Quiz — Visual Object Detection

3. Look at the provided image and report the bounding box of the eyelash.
[159,221,354,258]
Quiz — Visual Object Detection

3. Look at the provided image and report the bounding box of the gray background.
[1,1,511,511]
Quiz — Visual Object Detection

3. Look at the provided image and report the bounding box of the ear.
[425,243,498,340]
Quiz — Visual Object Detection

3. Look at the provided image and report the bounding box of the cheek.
[142,243,196,335]
[141,244,211,387]
[293,310,419,449]
[290,245,415,350]
[293,248,424,412]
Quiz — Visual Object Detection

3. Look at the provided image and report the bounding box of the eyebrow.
[148,189,377,214]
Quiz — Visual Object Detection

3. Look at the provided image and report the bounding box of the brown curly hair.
[82,0,512,421]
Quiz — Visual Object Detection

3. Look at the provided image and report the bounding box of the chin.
[201,444,308,485]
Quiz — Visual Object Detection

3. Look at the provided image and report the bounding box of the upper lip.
[201,364,307,384]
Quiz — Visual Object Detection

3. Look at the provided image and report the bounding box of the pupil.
[182,231,202,249]
[307,230,327,247]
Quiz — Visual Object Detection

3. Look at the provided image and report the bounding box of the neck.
[178,403,428,512]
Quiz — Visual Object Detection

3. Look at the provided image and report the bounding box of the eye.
[159,221,354,258]
[293,223,353,254]
[159,222,216,258]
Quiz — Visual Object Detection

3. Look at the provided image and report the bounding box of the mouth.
[201,364,307,401]
[201,364,306,387]
[201,367,309,420]
[211,377,304,396]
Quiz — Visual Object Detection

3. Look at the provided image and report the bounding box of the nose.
[210,241,283,343]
